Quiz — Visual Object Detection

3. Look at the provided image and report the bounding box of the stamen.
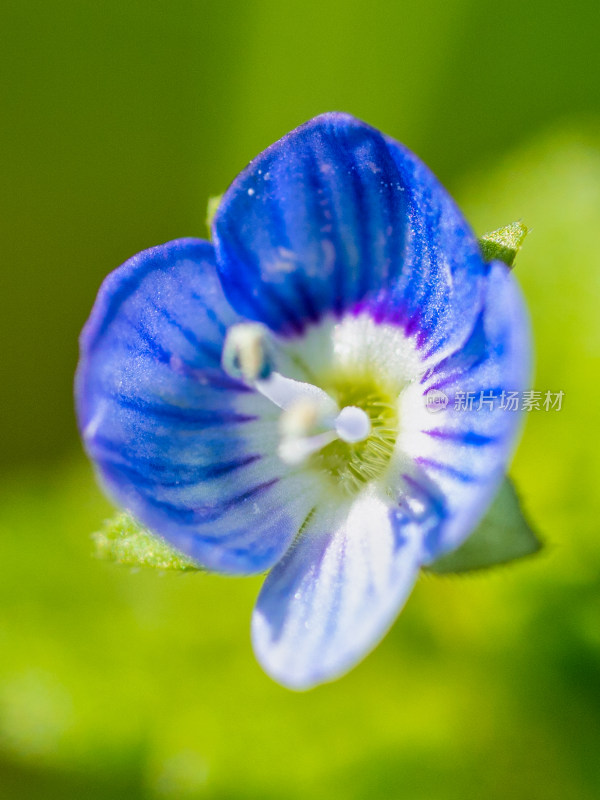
[222,325,337,414]
[256,372,338,415]
[278,395,337,466]
[278,431,338,466]
[278,398,371,466]
[221,323,274,382]
[279,397,325,438]
[222,324,373,469]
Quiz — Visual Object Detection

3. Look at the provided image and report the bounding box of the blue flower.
[76,113,530,689]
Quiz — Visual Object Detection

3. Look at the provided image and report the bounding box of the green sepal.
[479,221,529,267]
[426,478,542,574]
[206,194,223,235]
[92,513,203,572]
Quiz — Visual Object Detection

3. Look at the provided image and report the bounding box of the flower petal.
[369,130,490,362]
[251,489,423,690]
[76,238,318,574]
[213,112,487,357]
[397,260,532,560]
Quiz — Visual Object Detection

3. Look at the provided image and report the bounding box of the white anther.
[278,431,337,466]
[279,397,322,439]
[222,323,272,381]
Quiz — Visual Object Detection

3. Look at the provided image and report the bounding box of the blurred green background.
[1,1,599,798]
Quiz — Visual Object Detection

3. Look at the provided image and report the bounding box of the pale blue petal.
[399,260,532,560]
[252,490,423,690]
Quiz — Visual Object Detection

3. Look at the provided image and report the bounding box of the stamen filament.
[256,372,338,415]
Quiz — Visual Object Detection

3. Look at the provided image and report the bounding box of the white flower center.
[222,315,423,496]
[222,324,371,465]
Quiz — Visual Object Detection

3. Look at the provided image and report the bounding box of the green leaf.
[426,478,542,574]
[479,221,529,267]
[92,513,203,572]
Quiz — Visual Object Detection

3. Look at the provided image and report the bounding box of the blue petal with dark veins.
[76,238,318,574]
[213,112,488,360]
